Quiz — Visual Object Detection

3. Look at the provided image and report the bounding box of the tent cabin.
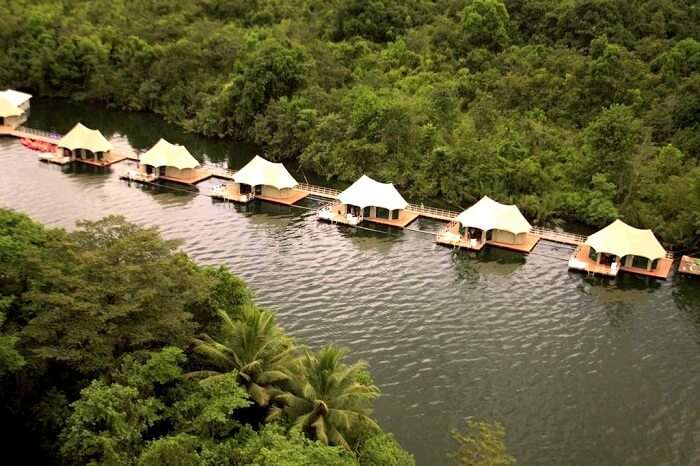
[0,89,31,128]
[137,138,206,184]
[436,196,539,252]
[57,123,113,165]
[317,174,417,228]
[219,155,307,205]
[0,96,23,129]
[568,219,672,279]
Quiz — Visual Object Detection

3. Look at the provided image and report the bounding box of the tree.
[0,302,25,377]
[20,216,213,374]
[190,307,298,407]
[276,346,380,449]
[462,0,511,52]
[584,105,642,197]
[450,419,515,466]
[230,425,357,466]
[358,432,416,466]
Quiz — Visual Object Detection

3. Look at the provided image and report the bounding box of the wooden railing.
[297,183,340,199]
[529,226,586,246]
[16,125,60,140]
[406,204,460,221]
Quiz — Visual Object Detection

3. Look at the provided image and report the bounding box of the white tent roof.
[337,175,408,211]
[58,123,112,153]
[456,196,532,235]
[233,155,298,190]
[140,138,200,170]
[585,219,667,261]
[0,89,31,107]
[0,95,22,118]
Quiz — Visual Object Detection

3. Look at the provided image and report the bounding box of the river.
[1,99,699,466]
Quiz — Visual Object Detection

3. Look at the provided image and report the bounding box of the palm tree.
[187,306,298,407]
[274,345,380,449]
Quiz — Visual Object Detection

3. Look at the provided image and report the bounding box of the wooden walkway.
[569,245,673,279]
[530,226,586,246]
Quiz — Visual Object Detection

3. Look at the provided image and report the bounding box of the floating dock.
[435,222,540,253]
[318,202,419,228]
[211,184,309,206]
[568,245,673,279]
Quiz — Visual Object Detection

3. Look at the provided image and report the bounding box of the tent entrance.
[598,253,616,266]
[347,204,361,217]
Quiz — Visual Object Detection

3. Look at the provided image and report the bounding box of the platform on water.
[318,203,419,228]
[211,184,309,206]
[435,223,540,253]
[568,245,673,279]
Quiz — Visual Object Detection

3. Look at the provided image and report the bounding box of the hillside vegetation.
[2,0,700,245]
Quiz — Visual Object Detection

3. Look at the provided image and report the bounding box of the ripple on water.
[1,139,700,466]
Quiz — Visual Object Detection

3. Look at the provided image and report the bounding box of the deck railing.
[16,125,60,140]
[406,204,460,221]
[529,226,587,246]
[297,183,340,199]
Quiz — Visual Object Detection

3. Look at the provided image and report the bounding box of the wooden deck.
[41,152,128,167]
[160,170,212,185]
[488,234,540,253]
[318,203,419,228]
[212,184,309,206]
[435,223,539,253]
[435,231,486,251]
[569,245,672,279]
[257,189,309,206]
[118,168,211,187]
[679,255,700,277]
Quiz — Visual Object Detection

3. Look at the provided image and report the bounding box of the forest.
[0,209,425,465]
[1,0,700,248]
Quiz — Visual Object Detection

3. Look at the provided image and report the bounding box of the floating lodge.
[436,196,539,253]
[212,155,309,206]
[318,175,418,228]
[567,220,673,279]
[126,138,211,184]
[0,89,31,129]
[3,105,700,282]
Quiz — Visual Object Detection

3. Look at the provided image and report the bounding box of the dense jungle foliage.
[1,0,700,246]
[0,210,416,465]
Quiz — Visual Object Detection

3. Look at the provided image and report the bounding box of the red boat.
[20,138,57,153]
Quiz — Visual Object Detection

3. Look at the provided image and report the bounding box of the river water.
[1,100,699,466]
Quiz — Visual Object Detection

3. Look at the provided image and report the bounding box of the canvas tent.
[337,175,408,211]
[0,89,31,109]
[140,138,200,170]
[233,155,298,190]
[0,90,30,128]
[0,96,22,119]
[456,196,531,235]
[58,123,112,159]
[585,219,666,262]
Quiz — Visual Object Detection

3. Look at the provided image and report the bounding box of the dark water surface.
[1,100,699,466]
